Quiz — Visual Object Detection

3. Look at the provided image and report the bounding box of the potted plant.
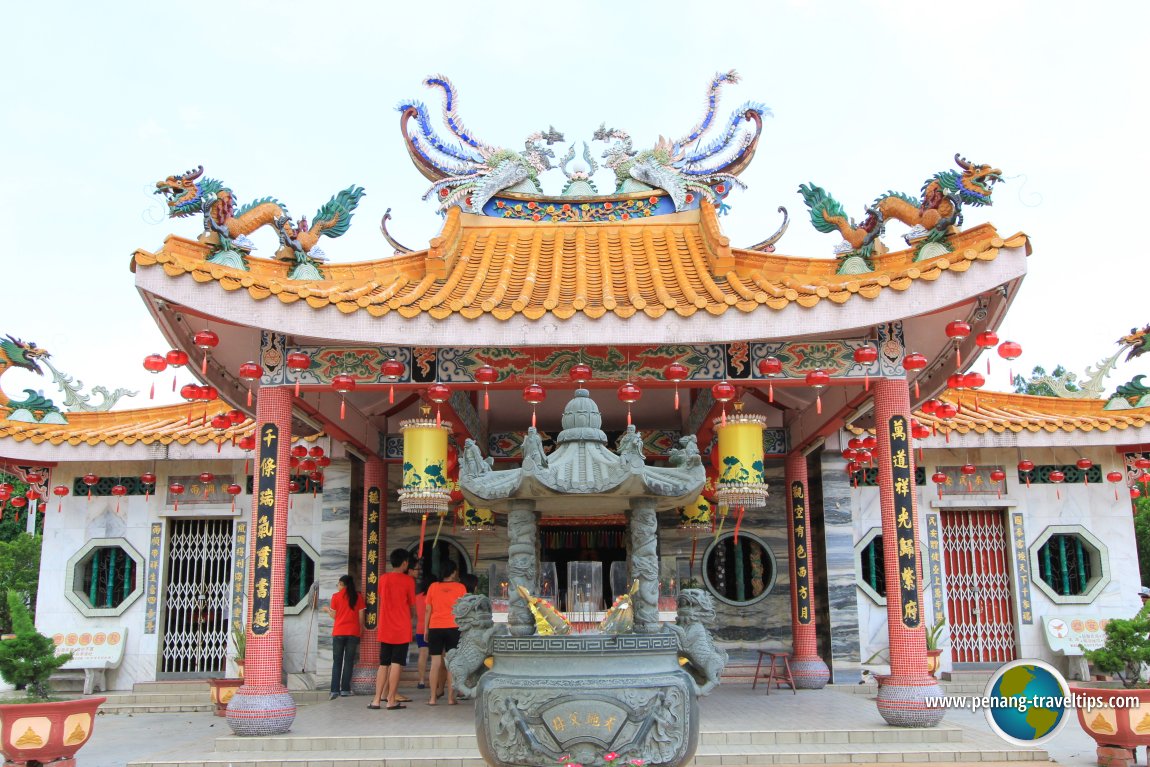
[0,590,105,765]
[1073,603,1150,764]
[207,623,246,717]
[925,617,947,678]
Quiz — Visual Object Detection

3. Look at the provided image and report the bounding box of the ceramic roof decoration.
[0,401,253,447]
[398,71,767,216]
[914,389,1150,436]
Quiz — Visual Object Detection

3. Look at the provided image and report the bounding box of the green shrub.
[0,590,71,699]
[1083,602,1150,689]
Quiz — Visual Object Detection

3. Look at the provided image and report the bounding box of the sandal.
[367,703,381,710]
[386,703,407,710]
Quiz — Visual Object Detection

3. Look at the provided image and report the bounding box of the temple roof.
[917,390,1150,435]
[0,401,253,448]
[134,203,1027,323]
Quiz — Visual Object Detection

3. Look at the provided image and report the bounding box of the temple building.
[0,73,1147,734]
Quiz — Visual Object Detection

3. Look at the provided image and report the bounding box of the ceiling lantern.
[193,330,219,375]
[1107,470,1125,500]
[931,471,948,500]
[239,361,264,407]
[805,369,830,414]
[569,363,594,386]
[286,352,311,396]
[713,410,769,513]
[82,473,99,501]
[1049,469,1066,500]
[52,484,69,513]
[381,358,406,404]
[945,321,971,367]
[757,356,783,403]
[1018,459,1035,488]
[165,350,188,393]
[853,345,878,391]
[990,467,1007,499]
[1076,458,1094,485]
[997,341,1023,387]
[711,381,736,426]
[428,383,451,427]
[665,363,689,410]
[169,482,185,512]
[679,494,712,531]
[475,365,499,411]
[399,413,452,516]
[616,382,641,427]
[524,383,547,428]
[903,352,928,398]
[332,375,356,420]
[143,354,167,399]
[975,332,1000,374]
[140,472,157,501]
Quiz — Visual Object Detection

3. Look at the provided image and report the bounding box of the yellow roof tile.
[917,390,1150,435]
[134,202,1027,322]
[0,402,254,448]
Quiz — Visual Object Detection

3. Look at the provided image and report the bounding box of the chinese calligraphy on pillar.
[252,424,278,635]
[889,415,920,629]
[1011,512,1033,624]
[144,523,162,634]
[231,521,248,630]
[925,513,944,623]
[790,481,811,625]
[364,486,381,629]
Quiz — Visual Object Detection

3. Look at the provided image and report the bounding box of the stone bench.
[1043,615,1110,681]
[43,627,127,695]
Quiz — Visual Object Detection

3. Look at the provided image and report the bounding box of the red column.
[226,386,297,736]
[784,452,830,688]
[353,456,386,692]
[873,377,944,727]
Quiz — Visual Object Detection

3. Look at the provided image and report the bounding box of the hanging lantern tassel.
[484,389,490,411]
[816,392,822,415]
[768,381,774,403]
[341,397,346,420]
[433,512,445,548]
[674,384,680,410]
[418,513,428,558]
[733,505,745,545]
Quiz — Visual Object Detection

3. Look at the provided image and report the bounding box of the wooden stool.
[753,651,796,695]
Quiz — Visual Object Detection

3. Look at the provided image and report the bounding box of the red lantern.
[805,369,830,414]
[711,380,736,425]
[316,455,332,468]
[855,448,873,465]
[193,329,219,375]
[169,482,185,511]
[990,467,1007,498]
[1076,458,1093,485]
[288,480,301,493]
[287,352,311,396]
[846,461,862,487]
[666,362,689,409]
[290,456,300,470]
[1135,457,1150,471]
[82,473,99,501]
[842,448,858,461]
[523,383,546,427]
[166,349,188,392]
[10,497,26,516]
[963,372,985,395]
[1107,470,1125,500]
[291,445,308,458]
[757,357,783,403]
[475,364,499,411]
[976,331,1000,374]
[853,346,878,391]
[0,483,11,502]
[238,361,263,406]
[936,403,958,420]
[140,472,157,501]
[847,437,864,450]
[932,470,948,500]
[300,459,317,474]
[862,435,877,451]
[922,399,941,415]
[1133,486,1142,500]
[228,409,245,426]
[110,483,128,513]
[997,341,1022,387]
[1139,472,1150,487]
[332,374,356,420]
[210,414,230,430]
[381,357,406,404]
[52,484,69,513]
[947,373,966,391]
[1017,459,1035,489]
[1049,469,1066,500]
[143,354,167,399]
[226,483,243,512]
[960,463,977,491]
[903,352,928,397]
[199,472,215,485]
[617,382,641,427]
[428,383,451,427]
[309,445,324,458]
[570,363,594,385]
[945,321,971,367]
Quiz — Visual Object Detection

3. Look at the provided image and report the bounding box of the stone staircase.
[93,682,330,714]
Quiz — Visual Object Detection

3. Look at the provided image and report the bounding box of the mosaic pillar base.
[791,657,831,689]
[225,686,297,736]
[352,664,377,695]
[875,677,945,728]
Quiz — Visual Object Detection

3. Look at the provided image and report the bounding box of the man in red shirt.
[368,549,416,710]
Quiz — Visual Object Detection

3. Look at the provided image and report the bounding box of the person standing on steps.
[412,557,432,691]
[324,574,365,699]
[425,560,467,705]
[368,549,416,711]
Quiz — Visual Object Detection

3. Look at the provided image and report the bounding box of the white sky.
[2,0,1148,408]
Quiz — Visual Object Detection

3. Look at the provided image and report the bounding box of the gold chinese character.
[368,530,379,545]
[795,526,804,539]
[263,428,276,447]
[797,566,807,578]
[588,713,601,727]
[367,592,377,605]
[897,508,912,529]
[552,716,565,732]
[891,418,906,439]
[798,585,808,600]
[901,566,915,591]
[604,716,616,730]
[256,545,271,568]
[256,578,269,599]
[261,457,277,478]
[368,572,378,584]
[259,489,275,507]
[254,609,269,628]
[257,515,274,538]
[894,477,910,497]
[800,606,809,620]
[898,538,915,558]
[792,485,804,499]
[795,544,806,559]
[368,510,379,524]
[366,615,376,627]
[793,506,804,519]
[368,489,380,504]
[570,712,580,725]
[368,549,378,564]
[903,600,918,622]
[892,450,908,470]
[929,528,938,538]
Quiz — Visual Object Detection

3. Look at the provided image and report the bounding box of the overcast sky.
[2,0,1147,408]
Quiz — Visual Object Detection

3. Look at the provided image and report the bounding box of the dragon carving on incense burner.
[798,154,1003,271]
[155,166,365,279]
[594,70,769,212]
[398,75,565,213]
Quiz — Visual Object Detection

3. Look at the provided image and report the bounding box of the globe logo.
[984,659,1070,746]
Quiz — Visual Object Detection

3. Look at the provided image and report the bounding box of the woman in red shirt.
[425,561,467,705]
[324,574,365,699]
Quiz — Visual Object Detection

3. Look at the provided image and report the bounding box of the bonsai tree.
[1083,602,1150,689]
[0,590,71,698]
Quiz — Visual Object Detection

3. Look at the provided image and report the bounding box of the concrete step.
[134,681,217,694]
[94,688,330,713]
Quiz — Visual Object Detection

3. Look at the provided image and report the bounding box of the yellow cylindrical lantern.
[461,501,495,532]
[679,494,712,530]
[399,417,452,514]
[714,411,769,509]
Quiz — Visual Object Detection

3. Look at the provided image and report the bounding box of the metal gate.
[940,509,1016,664]
[160,519,234,676]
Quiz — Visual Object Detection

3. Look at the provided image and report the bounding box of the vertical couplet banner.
[364,486,381,629]
[251,423,278,636]
[231,521,248,631]
[790,481,812,625]
[1012,512,1034,625]
[925,513,944,623]
[144,523,162,634]
[888,415,920,629]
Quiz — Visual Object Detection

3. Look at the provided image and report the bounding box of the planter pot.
[926,649,944,678]
[1070,684,1150,752]
[0,695,106,766]
[207,679,244,718]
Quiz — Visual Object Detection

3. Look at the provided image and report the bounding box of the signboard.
[935,465,1006,496]
[1044,616,1110,653]
[925,513,944,622]
[1011,512,1034,625]
[364,486,381,629]
[888,415,921,629]
[144,523,162,634]
[231,520,248,629]
[251,424,278,635]
[165,474,237,506]
[50,628,127,667]
[790,481,811,625]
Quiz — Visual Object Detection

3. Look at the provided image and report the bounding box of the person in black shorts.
[424,560,466,704]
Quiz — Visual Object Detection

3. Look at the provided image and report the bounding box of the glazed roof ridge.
[917,389,1150,434]
[133,201,1029,321]
[0,401,255,447]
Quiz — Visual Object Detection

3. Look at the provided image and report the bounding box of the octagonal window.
[1029,525,1109,605]
[860,534,886,599]
[701,531,775,607]
[65,538,145,617]
[284,537,319,615]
